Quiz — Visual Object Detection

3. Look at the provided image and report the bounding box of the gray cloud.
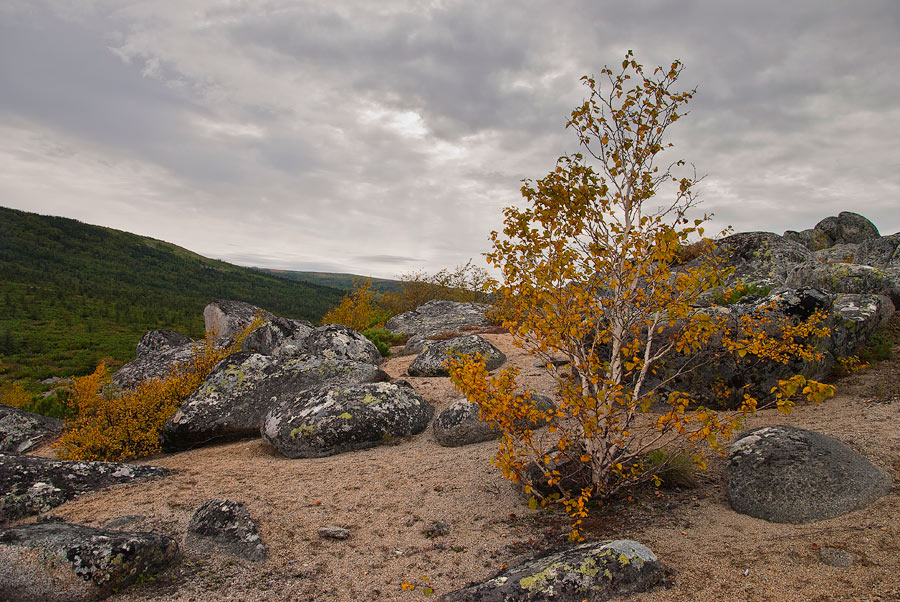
[1,0,899,280]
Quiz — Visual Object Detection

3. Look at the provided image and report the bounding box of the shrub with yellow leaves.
[447,52,833,540]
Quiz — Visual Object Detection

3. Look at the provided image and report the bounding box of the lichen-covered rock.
[304,324,381,364]
[440,539,667,601]
[785,212,880,250]
[262,381,434,459]
[160,352,389,452]
[857,233,900,268]
[785,262,900,305]
[400,333,429,356]
[0,454,171,524]
[0,521,180,602]
[112,341,198,390]
[385,300,492,337]
[408,335,506,377]
[0,404,64,454]
[186,500,266,562]
[135,329,192,357]
[703,231,813,286]
[241,316,314,356]
[433,395,555,447]
[727,426,891,523]
[203,299,272,340]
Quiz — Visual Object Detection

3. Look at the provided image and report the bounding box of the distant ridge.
[0,205,345,382]
[255,268,405,294]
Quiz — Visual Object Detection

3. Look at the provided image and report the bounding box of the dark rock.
[318,526,350,540]
[812,243,861,265]
[241,316,313,356]
[261,381,434,459]
[385,300,492,337]
[785,262,900,306]
[0,404,64,454]
[160,352,389,452]
[400,334,429,357]
[440,539,667,601]
[408,335,506,377]
[0,522,179,602]
[785,212,880,250]
[186,499,266,562]
[857,233,900,268]
[706,231,813,286]
[433,395,555,447]
[304,324,381,364]
[203,300,272,340]
[0,454,171,524]
[135,329,192,358]
[726,426,891,523]
[423,521,450,538]
[112,342,197,390]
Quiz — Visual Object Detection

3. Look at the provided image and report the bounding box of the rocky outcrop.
[727,426,891,523]
[241,316,314,356]
[408,335,506,377]
[303,324,381,364]
[0,521,180,602]
[433,395,555,447]
[186,500,266,562]
[703,231,813,286]
[160,353,389,452]
[203,300,272,340]
[785,262,900,305]
[0,454,171,524]
[113,342,198,390]
[784,211,880,250]
[262,381,434,458]
[385,300,492,337]
[135,329,193,357]
[0,404,64,454]
[440,539,668,601]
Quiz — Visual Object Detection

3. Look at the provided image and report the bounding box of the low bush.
[362,328,406,357]
[713,282,775,306]
[321,280,388,332]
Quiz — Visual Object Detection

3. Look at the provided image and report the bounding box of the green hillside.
[256,268,405,294]
[0,206,345,385]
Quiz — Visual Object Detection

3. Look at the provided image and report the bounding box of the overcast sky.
[2,1,899,279]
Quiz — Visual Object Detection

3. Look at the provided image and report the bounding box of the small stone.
[318,526,350,540]
[819,547,858,568]
[423,521,450,538]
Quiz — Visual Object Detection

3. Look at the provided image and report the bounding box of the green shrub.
[713,282,775,306]
[644,449,699,489]
[362,328,406,357]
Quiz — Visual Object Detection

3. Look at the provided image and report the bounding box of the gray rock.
[708,231,813,286]
[204,299,272,340]
[819,547,857,568]
[785,262,900,306]
[261,381,434,459]
[857,233,900,268]
[112,341,198,390]
[0,404,64,454]
[135,329,192,358]
[318,526,350,540]
[0,522,180,602]
[400,334,429,356]
[440,539,667,601]
[186,499,266,562]
[433,395,555,447]
[408,335,506,377]
[0,454,171,524]
[727,426,891,523]
[385,299,492,337]
[241,316,314,356]
[785,212,880,250]
[304,324,381,364]
[160,352,389,452]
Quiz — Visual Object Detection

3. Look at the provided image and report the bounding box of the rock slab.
[0,521,180,602]
[727,426,891,523]
[440,539,667,601]
[262,381,434,458]
[385,300,492,337]
[0,403,64,454]
[186,499,266,562]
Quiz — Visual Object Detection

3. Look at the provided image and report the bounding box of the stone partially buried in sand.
[261,381,434,458]
[726,425,891,524]
[0,404,64,454]
[186,499,267,562]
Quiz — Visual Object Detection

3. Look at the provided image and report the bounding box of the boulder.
[784,212,880,250]
[0,404,64,454]
[241,316,314,356]
[134,329,192,358]
[112,341,197,390]
[440,539,668,601]
[785,262,900,306]
[857,233,900,268]
[0,521,179,602]
[408,335,506,377]
[433,395,555,447]
[0,454,171,524]
[726,426,891,523]
[186,500,266,562]
[385,300,492,337]
[304,324,381,364]
[160,352,389,452]
[400,334,429,357]
[261,381,434,459]
[702,231,812,286]
[203,300,272,340]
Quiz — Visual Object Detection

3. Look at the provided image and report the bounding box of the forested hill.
[0,206,345,382]
[255,268,405,294]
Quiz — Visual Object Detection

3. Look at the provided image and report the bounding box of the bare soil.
[25,333,900,601]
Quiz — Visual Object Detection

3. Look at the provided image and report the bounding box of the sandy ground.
[23,333,900,601]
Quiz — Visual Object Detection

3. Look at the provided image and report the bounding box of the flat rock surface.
[0,521,179,602]
[0,454,171,524]
[0,403,64,454]
[727,425,892,523]
[385,300,492,337]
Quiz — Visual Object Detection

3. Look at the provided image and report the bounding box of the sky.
[2,1,899,279]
